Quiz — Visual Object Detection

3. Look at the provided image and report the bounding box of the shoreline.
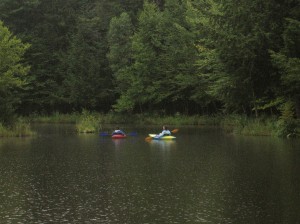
[1,113,298,138]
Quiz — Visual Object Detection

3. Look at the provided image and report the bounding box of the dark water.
[0,124,299,224]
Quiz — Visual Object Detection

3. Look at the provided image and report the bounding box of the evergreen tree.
[113,0,198,113]
[61,17,113,111]
[192,0,296,116]
[107,12,134,79]
[61,0,122,111]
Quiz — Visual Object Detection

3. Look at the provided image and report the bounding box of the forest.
[0,0,299,135]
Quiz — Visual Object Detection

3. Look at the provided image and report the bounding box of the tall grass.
[0,119,36,137]
[274,118,300,138]
[134,114,221,126]
[29,111,299,137]
[76,111,102,133]
[220,115,300,137]
[235,119,276,136]
[30,111,80,123]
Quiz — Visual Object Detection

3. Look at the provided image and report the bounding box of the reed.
[138,114,221,126]
[28,112,299,137]
[75,110,102,133]
[236,119,274,136]
[30,111,79,123]
[274,118,300,138]
[0,119,36,137]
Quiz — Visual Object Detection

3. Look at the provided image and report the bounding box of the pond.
[0,124,299,223]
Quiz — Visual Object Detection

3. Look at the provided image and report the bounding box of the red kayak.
[112,134,127,139]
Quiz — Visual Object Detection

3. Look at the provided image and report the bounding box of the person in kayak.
[157,125,171,138]
[112,127,126,136]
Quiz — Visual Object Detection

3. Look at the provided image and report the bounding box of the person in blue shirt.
[112,127,126,136]
[157,125,171,138]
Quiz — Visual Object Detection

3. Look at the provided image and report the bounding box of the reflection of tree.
[0,138,32,149]
[268,140,298,223]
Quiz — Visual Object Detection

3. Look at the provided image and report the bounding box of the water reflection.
[112,139,124,149]
[148,140,177,151]
[111,137,138,150]
[0,137,33,150]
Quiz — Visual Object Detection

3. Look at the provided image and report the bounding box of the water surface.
[0,124,299,223]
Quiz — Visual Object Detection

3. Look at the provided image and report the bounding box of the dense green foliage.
[0,21,30,124]
[0,0,299,131]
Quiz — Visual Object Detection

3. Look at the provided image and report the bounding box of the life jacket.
[162,130,171,136]
[112,130,125,136]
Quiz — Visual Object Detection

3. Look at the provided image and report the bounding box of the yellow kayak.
[149,134,176,140]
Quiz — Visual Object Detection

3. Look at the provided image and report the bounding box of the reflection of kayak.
[149,134,176,140]
[112,134,127,139]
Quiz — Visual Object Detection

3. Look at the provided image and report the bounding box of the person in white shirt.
[157,125,171,138]
[112,127,126,136]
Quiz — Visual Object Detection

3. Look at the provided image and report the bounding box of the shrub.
[76,110,102,133]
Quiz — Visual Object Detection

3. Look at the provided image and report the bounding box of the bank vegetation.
[0,1,299,138]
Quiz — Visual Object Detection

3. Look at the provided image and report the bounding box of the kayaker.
[157,125,171,138]
[112,127,126,136]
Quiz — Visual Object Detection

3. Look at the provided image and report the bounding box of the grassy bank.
[29,112,299,137]
[28,112,80,123]
[0,119,36,137]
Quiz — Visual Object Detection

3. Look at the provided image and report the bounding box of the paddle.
[99,132,109,136]
[145,129,179,141]
[128,132,138,136]
[171,129,179,134]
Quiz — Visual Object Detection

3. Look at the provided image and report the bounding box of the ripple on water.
[1,126,300,224]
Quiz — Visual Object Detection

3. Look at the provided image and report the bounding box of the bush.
[76,110,102,133]
[275,119,300,138]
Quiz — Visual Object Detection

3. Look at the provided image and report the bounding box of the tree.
[270,16,300,118]
[60,0,123,111]
[0,21,30,124]
[61,17,114,111]
[190,0,296,116]
[113,0,199,114]
[107,12,134,79]
[112,1,164,112]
